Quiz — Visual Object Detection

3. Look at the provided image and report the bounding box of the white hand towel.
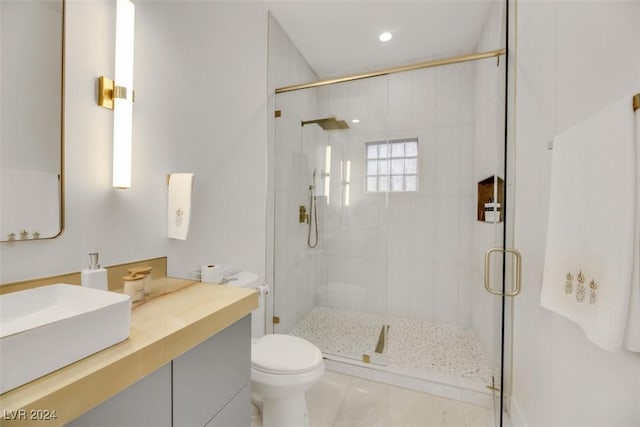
[168,173,194,240]
[625,106,640,351]
[541,96,636,352]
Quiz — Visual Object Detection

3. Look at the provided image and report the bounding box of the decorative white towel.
[167,173,194,240]
[541,96,637,352]
[625,106,640,351]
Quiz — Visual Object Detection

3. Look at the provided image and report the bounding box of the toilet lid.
[252,334,322,375]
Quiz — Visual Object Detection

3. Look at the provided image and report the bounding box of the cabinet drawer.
[173,315,251,427]
[66,363,172,427]
[205,385,250,427]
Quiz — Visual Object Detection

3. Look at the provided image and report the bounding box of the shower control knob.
[299,205,308,223]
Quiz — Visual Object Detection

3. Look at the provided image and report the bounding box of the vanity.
[0,278,258,427]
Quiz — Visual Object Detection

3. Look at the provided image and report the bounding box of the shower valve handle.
[299,205,308,224]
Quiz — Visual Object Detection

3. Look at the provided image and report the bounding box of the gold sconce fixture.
[98,76,134,110]
[97,0,135,189]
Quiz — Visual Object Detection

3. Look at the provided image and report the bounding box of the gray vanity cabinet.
[67,315,251,427]
[173,315,251,427]
[66,364,172,427]
[204,386,251,427]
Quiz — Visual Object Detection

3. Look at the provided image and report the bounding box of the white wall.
[511,1,640,426]
[1,0,268,287]
[137,1,268,281]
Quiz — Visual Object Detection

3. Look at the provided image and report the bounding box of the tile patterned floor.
[290,307,492,387]
[251,371,495,427]
[291,307,384,360]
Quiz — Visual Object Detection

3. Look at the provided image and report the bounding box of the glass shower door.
[483,39,516,427]
[271,40,514,426]
[272,81,391,365]
[326,78,392,366]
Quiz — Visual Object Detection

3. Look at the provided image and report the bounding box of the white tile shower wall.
[471,1,506,365]
[318,64,477,327]
[267,15,323,334]
[512,1,640,426]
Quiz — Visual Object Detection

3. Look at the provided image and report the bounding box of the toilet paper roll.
[201,264,224,284]
[256,284,270,296]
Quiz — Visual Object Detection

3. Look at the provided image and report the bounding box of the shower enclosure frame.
[268,5,517,425]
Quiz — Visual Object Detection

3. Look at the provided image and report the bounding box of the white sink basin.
[0,284,131,394]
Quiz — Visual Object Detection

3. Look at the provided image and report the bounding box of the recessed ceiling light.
[379,32,392,42]
[351,119,360,124]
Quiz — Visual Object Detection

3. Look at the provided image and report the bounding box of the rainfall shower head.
[301,117,350,130]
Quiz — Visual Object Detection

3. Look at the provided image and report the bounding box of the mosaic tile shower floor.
[290,307,492,388]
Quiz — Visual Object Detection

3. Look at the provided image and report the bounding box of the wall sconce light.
[97,0,135,189]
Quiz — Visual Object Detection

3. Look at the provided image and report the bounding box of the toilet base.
[259,394,309,427]
[250,334,324,427]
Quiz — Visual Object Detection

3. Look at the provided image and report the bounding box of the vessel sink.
[0,284,131,394]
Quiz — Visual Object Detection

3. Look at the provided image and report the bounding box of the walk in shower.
[267,2,511,422]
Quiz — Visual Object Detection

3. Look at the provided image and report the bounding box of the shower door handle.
[484,247,522,297]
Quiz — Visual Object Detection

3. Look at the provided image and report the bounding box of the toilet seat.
[252,334,322,375]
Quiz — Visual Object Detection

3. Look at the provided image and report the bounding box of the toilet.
[223,272,324,427]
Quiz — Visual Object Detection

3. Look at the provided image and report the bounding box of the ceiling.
[264,0,498,79]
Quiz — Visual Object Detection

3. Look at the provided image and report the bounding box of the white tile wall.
[312,63,479,327]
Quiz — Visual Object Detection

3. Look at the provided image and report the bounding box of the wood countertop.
[0,278,258,426]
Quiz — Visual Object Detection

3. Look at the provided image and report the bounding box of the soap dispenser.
[81,252,108,290]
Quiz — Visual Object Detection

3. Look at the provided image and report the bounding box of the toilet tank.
[222,272,264,339]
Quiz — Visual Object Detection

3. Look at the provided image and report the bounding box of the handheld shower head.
[310,168,317,190]
[307,168,319,248]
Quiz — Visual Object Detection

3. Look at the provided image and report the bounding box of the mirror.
[0,0,64,242]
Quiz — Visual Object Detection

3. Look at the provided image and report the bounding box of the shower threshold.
[290,307,493,406]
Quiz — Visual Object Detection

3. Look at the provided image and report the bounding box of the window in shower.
[365,138,418,192]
